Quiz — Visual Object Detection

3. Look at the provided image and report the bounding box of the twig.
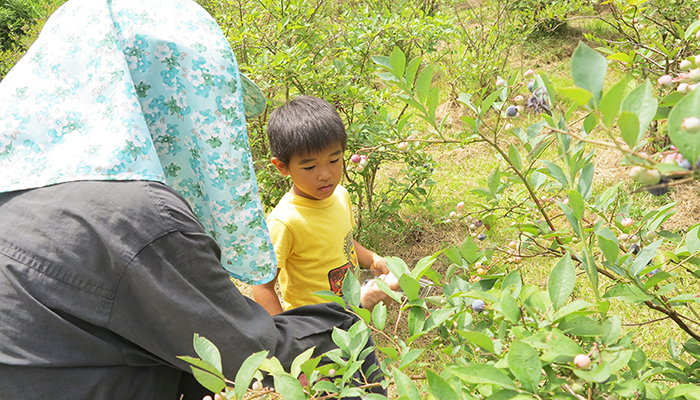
[622,316,670,326]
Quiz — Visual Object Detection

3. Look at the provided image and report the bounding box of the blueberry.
[648,268,660,276]
[630,244,640,254]
[477,233,486,241]
[472,299,486,312]
[506,105,517,117]
[528,80,535,92]
[646,176,669,196]
[474,220,483,228]
[678,158,692,170]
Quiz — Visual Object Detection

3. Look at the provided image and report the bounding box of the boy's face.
[272,144,344,200]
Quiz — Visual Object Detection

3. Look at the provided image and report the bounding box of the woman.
[0,0,381,398]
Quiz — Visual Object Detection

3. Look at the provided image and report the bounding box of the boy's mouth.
[318,184,334,193]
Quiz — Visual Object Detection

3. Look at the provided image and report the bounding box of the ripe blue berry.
[528,80,535,92]
[477,233,486,241]
[506,105,517,117]
[472,299,486,312]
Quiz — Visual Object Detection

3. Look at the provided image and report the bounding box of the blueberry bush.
[181,8,700,400]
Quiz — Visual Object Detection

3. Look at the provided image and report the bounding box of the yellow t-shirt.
[266,185,359,310]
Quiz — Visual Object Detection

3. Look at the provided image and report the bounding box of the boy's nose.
[318,167,332,180]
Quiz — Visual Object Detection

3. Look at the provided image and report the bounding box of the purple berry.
[474,220,483,228]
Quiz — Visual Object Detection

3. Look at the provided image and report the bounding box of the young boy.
[253,95,398,315]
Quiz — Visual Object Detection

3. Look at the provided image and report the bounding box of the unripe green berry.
[629,166,643,179]
[681,60,693,71]
[638,169,661,185]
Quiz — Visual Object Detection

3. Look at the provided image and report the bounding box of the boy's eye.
[302,166,315,170]
[330,158,340,164]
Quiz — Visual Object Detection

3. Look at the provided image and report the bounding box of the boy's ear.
[271,157,290,176]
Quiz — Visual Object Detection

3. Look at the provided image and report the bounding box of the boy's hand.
[370,253,389,276]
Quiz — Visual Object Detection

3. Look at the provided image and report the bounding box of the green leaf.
[607,52,633,63]
[558,202,582,238]
[501,293,521,324]
[551,300,593,322]
[667,90,700,182]
[372,301,387,331]
[457,330,495,353]
[399,347,424,369]
[461,236,479,264]
[618,111,640,149]
[620,80,657,147]
[542,160,569,188]
[600,76,631,128]
[571,42,607,105]
[548,253,576,310]
[427,370,459,400]
[666,384,700,399]
[521,328,583,362]
[399,274,421,301]
[450,364,516,390]
[190,364,226,394]
[371,55,392,71]
[393,367,422,399]
[688,223,700,255]
[273,372,306,400]
[233,351,269,400]
[415,65,434,104]
[596,227,620,264]
[602,283,652,303]
[405,57,421,88]
[408,306,425,337]
[488,167,501,195]
[567,190,584,221]
[559,87,593,106]
[558,315,606,337]
[507,341,541,393]
[572,361,611,383]
[386,256,411,277]
[482,87,506,117]
[178,355,226,394]
[684,20,700,39]
[343,272,361,308]
[193,334,222,372]
[389,46,406,81]
[508,144,523,170]
[577,163,595,201]
[290,348,314,379]
[629,239,662,277]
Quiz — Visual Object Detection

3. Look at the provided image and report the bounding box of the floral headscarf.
[0,0,276,284]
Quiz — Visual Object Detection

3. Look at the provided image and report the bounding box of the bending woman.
[0,0,381,398]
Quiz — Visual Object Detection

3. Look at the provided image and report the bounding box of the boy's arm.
[354,240,388,276]
[252,270,284,316]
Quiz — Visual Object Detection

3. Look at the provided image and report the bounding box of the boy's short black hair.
[267,95,347,166]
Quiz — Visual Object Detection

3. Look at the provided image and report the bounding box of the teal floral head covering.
[0,0,276,284]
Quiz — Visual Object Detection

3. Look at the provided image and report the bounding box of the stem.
[644,300,700,342]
